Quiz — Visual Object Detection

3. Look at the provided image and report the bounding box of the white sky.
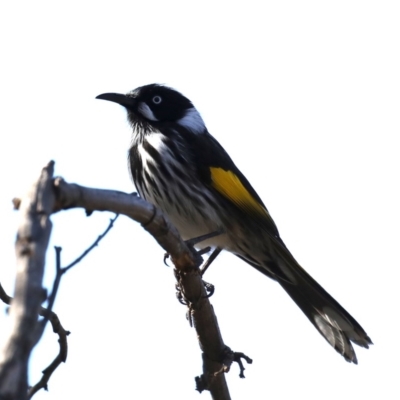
[0,1,399,399]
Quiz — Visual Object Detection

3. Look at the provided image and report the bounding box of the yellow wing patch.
[210,167,269,217]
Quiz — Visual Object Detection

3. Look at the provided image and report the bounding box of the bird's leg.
[170,231,222,301]
[200,247,222,276]
[185,230,222,292]
[185,229,223,247]
[199,247,222,298]
[174,234,222,304]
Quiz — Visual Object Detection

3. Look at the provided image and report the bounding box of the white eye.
[152,95,162,104]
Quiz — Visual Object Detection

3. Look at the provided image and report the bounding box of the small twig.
[62,213,119,273]
[0,283,70,399]
[36,247,63,337]
[46,213,118,317]
[30,214,119,396]
[35,215,118,338]
[0,283,12,305]
[46,246,63,318]
[28,305,70,398]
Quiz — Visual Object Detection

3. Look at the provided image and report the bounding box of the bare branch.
[53,177,198,271]
[6,163,251,399]
[0,283,70,399]
[27,305,70,399]
[31,214,119,396]
[0,161,55,400]
[52,177,239,399]
[40,214,119,336]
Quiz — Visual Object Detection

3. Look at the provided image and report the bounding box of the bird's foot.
[215,347,253,378]
[175,277,215,306]
[195,347,253,392]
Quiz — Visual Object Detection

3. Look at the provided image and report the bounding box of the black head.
[96,84,206,134]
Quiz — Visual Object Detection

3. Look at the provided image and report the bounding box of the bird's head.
[96,84,206,135]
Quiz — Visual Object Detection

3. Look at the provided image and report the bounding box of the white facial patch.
[138,102,158,121]
[177,107,206,134]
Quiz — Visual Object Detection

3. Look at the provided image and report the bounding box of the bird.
[96,84,372,363]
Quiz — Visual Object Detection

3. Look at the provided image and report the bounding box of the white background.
[0,2,399,399]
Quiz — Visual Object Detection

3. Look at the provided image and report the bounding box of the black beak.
[96,93,137,109]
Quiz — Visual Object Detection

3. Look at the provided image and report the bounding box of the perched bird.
[97,84,372,363]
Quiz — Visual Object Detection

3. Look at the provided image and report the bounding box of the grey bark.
[0,161,55,400]
[0,163,236,400]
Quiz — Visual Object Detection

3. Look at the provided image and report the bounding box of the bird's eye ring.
[152,95,162,104]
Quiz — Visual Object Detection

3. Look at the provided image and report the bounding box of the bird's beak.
[96,93,137,110]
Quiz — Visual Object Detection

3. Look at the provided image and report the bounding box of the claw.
[202,280,215,298]
[214,347,253,378]
[233,352,253,378]
[163,252,171,266]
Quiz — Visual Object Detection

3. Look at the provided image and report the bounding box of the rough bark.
[0,161,55,400]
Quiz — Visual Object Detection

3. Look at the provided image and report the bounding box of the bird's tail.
[271,244,372,363]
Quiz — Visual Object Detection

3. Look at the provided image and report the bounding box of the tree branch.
[0,282,70,399]
[27,303,70,399]
[53,177,244,399]
[3,162,252,400]
[0,161,55,400]
[52,177,198,271]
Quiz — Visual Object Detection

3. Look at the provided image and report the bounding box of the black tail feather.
[239,249,372,363]
[278,275,372,363]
